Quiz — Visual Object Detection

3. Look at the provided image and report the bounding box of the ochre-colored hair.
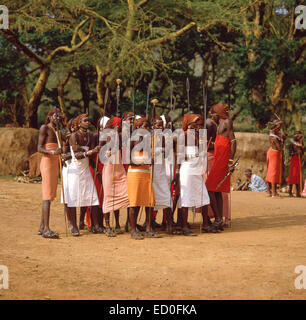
[74,113,88,129]
[134,117,150,129]
[211,103,229,120]
[45,108,61,125]
[182,113,203,131]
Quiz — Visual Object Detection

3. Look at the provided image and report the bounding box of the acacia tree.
[70,0,249,116]
[0,1,95,127]
[231,0,305,129]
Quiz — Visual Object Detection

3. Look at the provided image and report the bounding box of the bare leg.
[104,212,116,237]
[91,206,103,233]
[98,207,104,229]
[144,207,161,238]
[296,184,301,197]
[267,182,272,197]
[79,207,87,229]
[208,191,222,222]
[67,207,79,236]
[164,207,173,234]
[65,204,73,230]
[129,207,143,239]
[208,191,224,231]
[181,207,196,236]
[40,200,58,238]
[174,208,183,234]
[272,183,280,197]
[145,207,152,232]
[114,210,123,234]
[201,205,219,233]
[125,208,130,232]
[288,184,293,197]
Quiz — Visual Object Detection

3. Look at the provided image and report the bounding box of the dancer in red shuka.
[288,131,304,198]
[265,119,286,197]
[205,103,236,232]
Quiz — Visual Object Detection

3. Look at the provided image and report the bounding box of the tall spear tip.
[151,98,158,105]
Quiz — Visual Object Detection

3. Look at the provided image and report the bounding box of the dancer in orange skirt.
[265,119,286,197]
[127,117,160,239]
[37,108,63,239]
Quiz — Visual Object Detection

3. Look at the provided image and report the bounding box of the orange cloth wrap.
[265,147,282,184]
[127,152,155,207]
[40,143,59,201]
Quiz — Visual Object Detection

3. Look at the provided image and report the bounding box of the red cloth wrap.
[205,135,231,193]
[288,154,301,185]
[265,147,282,184]
[85,160,104,227]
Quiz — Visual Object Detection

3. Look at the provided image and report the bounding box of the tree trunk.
[26,66,50,128]
[58,69,73,123]
[96,65,104,110]
[78,66,90,114]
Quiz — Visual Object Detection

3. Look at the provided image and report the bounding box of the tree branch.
[0,30,45,68]
[71,17,90,47]
[145,22,196,47]
[137,0,150,8]
[80,9,117,36]
[46,19,94,63]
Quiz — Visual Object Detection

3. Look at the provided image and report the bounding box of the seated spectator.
[244,169,267,192]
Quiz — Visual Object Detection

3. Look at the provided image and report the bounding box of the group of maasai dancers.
[37,103,304,240]
[266,119,304,198]
[37,102,237,239]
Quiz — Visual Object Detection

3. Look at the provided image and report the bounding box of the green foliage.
[0,0,305,135]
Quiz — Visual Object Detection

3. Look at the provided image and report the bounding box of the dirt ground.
[0,176,306,300]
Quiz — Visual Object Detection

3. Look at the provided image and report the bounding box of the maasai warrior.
[265,119,286,197]
[122,112,146,233]
[83,115,110,232]
[68,114,102,233]
[100,116,129,237]
[61,117,80,235]
[37,108,63,238]
[242,169,267,192]
[202,109,231,227]
[82,114,110,232]
[151,115,173,234]
[127,116,160,239]
[288,131,304,197]
[205,103,236,231]
[176,114,210,236]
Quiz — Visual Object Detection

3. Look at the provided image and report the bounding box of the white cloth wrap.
[152,147,173,209]
[178,146,210,208]
[66,146,99,207]
[61,159,71,204]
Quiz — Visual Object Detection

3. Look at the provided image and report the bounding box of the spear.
[54,107,68,237]
[170,80,173,111]
[104,87,109,118]
[132,86,135,132]
[146,83,151,119]
[116,79,122,117]
[186,78,190,112]
[95,87,110,219]
[202,81,207,130]
[110,79,122,230]
[149,98,158,210]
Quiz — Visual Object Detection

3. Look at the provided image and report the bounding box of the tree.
[1,0,95,127]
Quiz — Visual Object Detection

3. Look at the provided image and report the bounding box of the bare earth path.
[0,177,305,300]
